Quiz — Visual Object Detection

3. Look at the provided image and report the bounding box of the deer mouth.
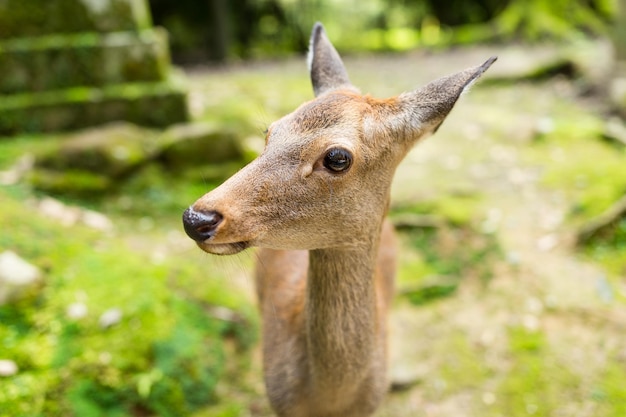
[196,240,250,255]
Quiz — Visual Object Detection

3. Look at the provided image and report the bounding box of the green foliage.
[493,0,614,42]
[151,0,616,62]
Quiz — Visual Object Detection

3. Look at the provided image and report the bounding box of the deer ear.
[308,23,353,97]
[390,56,497,141]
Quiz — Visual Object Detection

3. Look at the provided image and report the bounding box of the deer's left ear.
[308,22,354,97]
[385,56,497,142]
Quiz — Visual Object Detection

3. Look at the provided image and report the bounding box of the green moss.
[402,281,458,305]
[0,0,148,39]
[0,29,170,94]
[395,245,436,287]
[159,122,245,168]
[0,75,188,134]
[0,185,258,416]
[0,133,62,169]
[28,169,112,194]
[525,109,626,221]
[392,193,485,227]
[437,332,491,392]
[485,326,584,417]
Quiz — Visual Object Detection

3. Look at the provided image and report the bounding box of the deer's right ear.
[308,23,353,97]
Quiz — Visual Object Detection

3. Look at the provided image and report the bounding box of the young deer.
[183,23,495,417]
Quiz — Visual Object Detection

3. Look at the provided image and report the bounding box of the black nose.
[182,207,223,242]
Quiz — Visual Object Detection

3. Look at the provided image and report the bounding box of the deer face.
[182,24,495,255]
[183,91,398,255]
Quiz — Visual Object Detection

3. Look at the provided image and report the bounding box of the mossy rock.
[0,75,188,134]
[158,122,245,168]
[0,0,151,39]
[27,168,113,195]
[29,121,246,194]
[35,122,161,176]
[30,122,160,193]
[0,29,171,94]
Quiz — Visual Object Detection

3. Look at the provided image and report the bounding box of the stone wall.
[0,0,188,134]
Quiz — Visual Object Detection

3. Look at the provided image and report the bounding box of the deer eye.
[323,148,352,173]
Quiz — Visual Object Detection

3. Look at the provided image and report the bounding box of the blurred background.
[1,0,626,416]
[149,0,615,62]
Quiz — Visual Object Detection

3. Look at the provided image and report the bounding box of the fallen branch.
[391,213,445,231]
[576,193,626,245]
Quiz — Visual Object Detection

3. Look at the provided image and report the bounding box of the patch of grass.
[392,193,485,227]
[593,364,626,415]
[436,331,491,392]
[0,184,258,417]
[485,325,626,417]
[396,222,501,305]
[525,110,626,222]
[0,133,64,169]
[477,326,579,417]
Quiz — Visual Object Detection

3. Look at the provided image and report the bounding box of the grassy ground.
[1,43,626,416]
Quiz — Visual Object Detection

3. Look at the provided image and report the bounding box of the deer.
[182,22,495,417]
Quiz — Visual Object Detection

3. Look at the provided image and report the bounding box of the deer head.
[182,23,495,255]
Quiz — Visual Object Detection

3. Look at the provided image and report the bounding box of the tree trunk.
[208,0,230,62]
[614,0,626,62]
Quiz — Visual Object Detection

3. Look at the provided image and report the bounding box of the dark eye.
[323,148,352,173]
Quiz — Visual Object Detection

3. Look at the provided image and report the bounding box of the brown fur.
[183,23,495,417]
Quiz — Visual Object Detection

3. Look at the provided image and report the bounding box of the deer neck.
[305,236,382,398]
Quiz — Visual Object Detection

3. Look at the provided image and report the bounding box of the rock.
[0,1,188,134]
[66,302,88,320]
[0,359,18,377]
[35,122,161,177]
[158,121,244,168]
[0,251,43,305]
[610,74,626,119]
[99,308,123,328]
[36,197,114,231]
[30,120,246,194]
[30,122,161,193]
